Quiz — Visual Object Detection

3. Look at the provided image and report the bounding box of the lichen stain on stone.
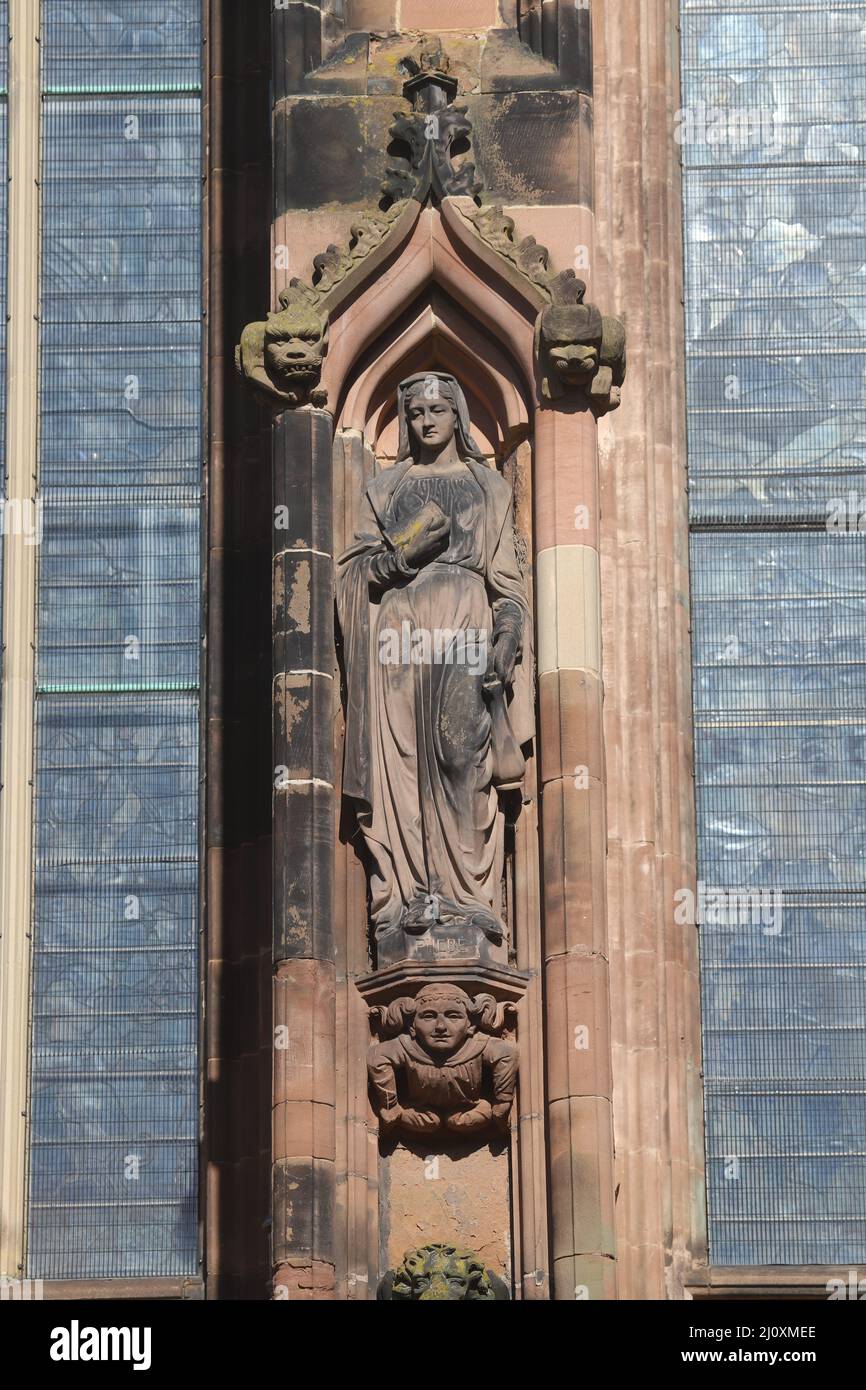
[484,92,538,204]
[283,903,311,950]
[275,680,307,740]
[288,560,311,633]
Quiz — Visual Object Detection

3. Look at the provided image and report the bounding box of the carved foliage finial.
[382,37,482,206]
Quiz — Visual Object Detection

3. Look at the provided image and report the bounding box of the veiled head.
[396,373,486,463]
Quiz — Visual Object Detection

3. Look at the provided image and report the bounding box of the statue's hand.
[493,630,520,687]
[378,1105,404,1133]
[400,1108,442,1134]
[445,1100,493,1133]
[399,502,450,569]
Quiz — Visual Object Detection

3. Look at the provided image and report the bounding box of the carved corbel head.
[236,281,329,409]
[536,272,627,411]
[369,984,516,1051]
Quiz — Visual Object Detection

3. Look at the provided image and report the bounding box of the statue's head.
[369,986,513,1055]
[403,375,459,456]
[384,1244,505,1301]
[410,983,475,1057]
[262,289,329,403]
[396,372,486,464]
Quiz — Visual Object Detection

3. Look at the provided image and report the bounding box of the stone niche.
[241,22,625,1300]
[358,965,525,1292]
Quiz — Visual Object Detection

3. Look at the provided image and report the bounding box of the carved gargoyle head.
[264,288,329,403]
[380,1244,509,1301]
[539,300,604,390]
[235,283,329,409]
[536,272,627,411]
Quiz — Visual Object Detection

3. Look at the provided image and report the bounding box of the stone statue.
[337,373,533,963]
[367,983,518,1136]
[378,1243,510,1300]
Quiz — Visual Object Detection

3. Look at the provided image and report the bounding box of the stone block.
[273,780,334,960]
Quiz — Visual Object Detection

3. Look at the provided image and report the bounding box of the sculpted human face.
[406,395,458,457]
[413,999,472,1055]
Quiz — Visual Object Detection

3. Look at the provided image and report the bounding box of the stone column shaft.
[271,409,337,1299]
[537,404,617,1301]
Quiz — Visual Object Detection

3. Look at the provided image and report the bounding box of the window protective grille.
[25,0,202,1281]
[682,0,866,1265]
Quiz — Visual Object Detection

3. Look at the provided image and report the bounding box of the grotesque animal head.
[538,301,604,393]
[236,283,329,408]
[263,290,329,405]
[382,1244,507,1301]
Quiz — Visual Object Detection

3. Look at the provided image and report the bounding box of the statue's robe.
[337,457,533,935]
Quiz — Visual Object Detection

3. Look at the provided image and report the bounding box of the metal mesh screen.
[26,1,202,1281]
[682,0,866,1265]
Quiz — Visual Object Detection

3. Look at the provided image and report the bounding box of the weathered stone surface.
[273,781,334,961]
[470,91,593,206]
[594,0,704,1300]
[346,0,398,33]
[382,1140,512,1284]
[273,1158,336,1266]
[273,408,334,553]
[402,0,500,29]
[538,668,605,788]
[545,953,613,1102]
[273,1259,336,1301]
[274,97,397,212]
[541,776,608,961]
[481,25,591,95]
[271,2,323,102]
[548,1096,616,1263]
[274,670,333,786]
[273,551,334,676]
[305,33,370,97]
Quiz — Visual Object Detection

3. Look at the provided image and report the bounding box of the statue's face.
[406,394,458,455]
[413,998,472,1055]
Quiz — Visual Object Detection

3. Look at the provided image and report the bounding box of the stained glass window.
[682,0,866,1264]
[26,1,202,1281]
